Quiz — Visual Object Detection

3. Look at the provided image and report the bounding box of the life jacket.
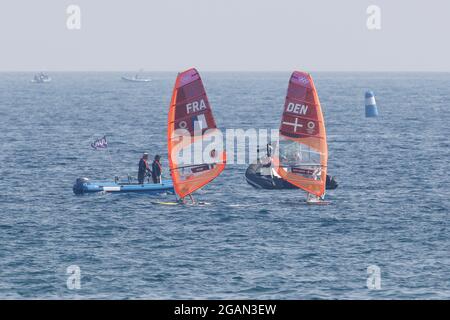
[139,158,150,175]
[143,158,149,169]
[153,160,162,175]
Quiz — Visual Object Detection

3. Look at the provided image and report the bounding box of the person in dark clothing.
[138,153,151,184]
[151,155,162,184]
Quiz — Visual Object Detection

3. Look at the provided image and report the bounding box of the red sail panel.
[167,68,226,198]
[273,71,328,196]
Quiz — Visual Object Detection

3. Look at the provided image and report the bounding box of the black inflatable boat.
[245,163,338,190]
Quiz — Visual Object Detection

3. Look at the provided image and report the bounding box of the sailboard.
[151,201,179,206]
[167,68,226,203]
[151,200,211,206]
[272,71,328,204]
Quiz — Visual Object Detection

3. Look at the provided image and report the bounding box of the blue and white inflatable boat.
[73,177,174,195]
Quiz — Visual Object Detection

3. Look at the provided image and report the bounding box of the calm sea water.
[0,72,449,299]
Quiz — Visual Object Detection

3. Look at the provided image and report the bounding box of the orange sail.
[273,71,328,197]
[167,68,226,199]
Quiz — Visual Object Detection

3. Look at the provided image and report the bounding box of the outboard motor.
[326,175,338,190]
[73,177,89,194]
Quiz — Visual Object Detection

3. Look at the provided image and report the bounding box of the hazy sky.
[1,0,449,71]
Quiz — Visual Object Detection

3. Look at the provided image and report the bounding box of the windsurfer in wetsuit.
[138,153,151,184]
[180,194,195,205]
[151,155,162,184]
[262,143,273,168]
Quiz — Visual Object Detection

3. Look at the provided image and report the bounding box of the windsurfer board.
[151,200,211,206]
[306,200,331,206]
[151,201,180,206]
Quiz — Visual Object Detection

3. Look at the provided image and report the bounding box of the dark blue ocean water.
[0,72,449,299]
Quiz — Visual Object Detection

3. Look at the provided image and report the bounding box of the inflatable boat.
[245,162,338,190]
[73,177,174,194]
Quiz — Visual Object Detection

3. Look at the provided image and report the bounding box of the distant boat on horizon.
[31,72,51,83]
[121,69,151,82]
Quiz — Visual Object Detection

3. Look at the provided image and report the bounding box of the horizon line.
[2,70,450,73]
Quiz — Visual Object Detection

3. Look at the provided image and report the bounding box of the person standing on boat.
[138,152,151,184]
[152,155,162,184]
